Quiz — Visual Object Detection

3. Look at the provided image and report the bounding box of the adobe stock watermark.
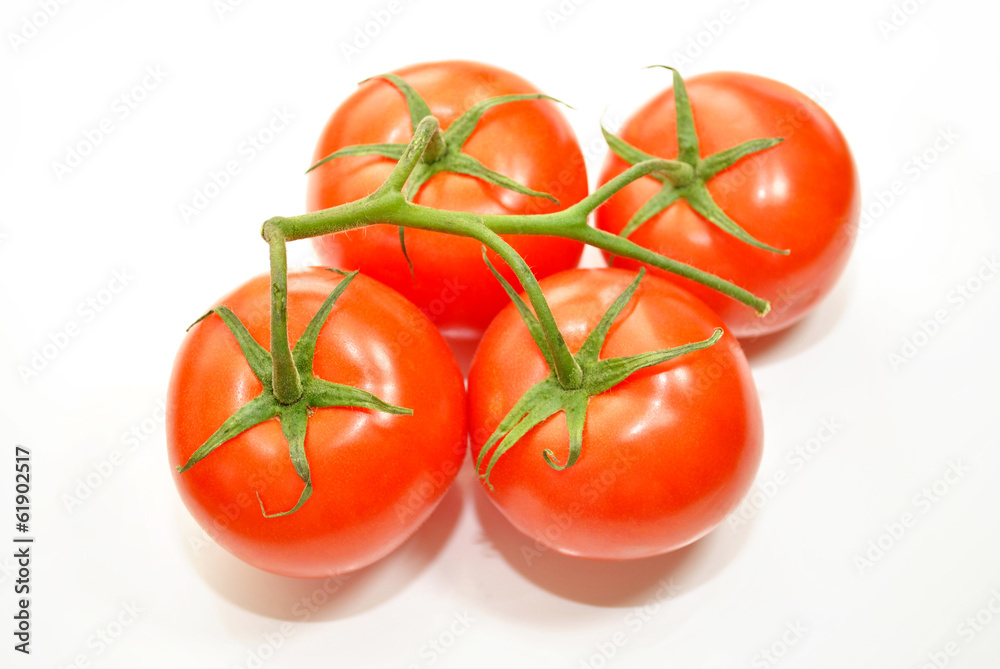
[376,274,469,352]
[858,125,959,236]
[544,0,591,31]
[728,417,843,531]
[177,106,295,224]
[17,268,135,383]
[515,444,640,566]
[419,277,467,324]
[234,624,298,669]
[393,444,465,524]
[712,83,835,205]
[750,620,810,669]
[914,588,1000,669]
[578,578,682,669]
[51,65,168,182]
[61,399,166,513]
[876,0,931,41]
[339,0,417,63]
[887,254,998,372]
[291,575,351,621]
[186,456,293,555]
[56,601,145,669]
[667,0,754,72]
[519,111,625,217]
[0,555,17,586]
[853,459,970,576]
[185,439,348,555]
[232,575,351,669]
[213,0,248,20]
[405,610,476,668]
[467,426,639,564]
[7,0,72,53]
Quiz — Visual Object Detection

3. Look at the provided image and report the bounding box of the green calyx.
[604,65,789,254]
[475,253,723,489]
[308,73,562,203]
[306,72,566,275]
[176,270,412,518]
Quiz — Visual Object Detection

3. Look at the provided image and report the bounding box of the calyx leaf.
[307,73,567,272]
[176,271,412,517]
[604,65,789,254]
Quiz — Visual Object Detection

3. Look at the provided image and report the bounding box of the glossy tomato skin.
[307,60,588,338]
[167,270,467,578]
[469,269,762,560]
[597,72,859,337]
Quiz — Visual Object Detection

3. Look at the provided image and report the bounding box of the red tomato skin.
[597,72,860,337]
[167,270,467,578]
[469,269,763,560]
[307,60,588,338]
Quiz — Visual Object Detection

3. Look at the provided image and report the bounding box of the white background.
[2,0,999,667]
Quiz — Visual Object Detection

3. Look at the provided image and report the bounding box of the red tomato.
[167,269,466,577]
[468,269,762,560]
[307,60,588,338]
[597,72,859,337]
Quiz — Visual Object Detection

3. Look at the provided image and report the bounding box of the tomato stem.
[422,125,448,164]
[478,159,769,316]
[380,115,442,194]
[287,116,587,388]
[466,227,583,388]
[262,221,304,405]
[280,156,770,316]
[264,108,776,390]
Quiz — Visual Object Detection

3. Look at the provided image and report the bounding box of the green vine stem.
[262,223,303,404]
[282,117,583,388]
[280,125,768,316]
[267,115,771,393]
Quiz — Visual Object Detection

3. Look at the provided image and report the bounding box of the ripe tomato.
[307,60,588,338]
[167,269,466,578]
[468,268,762,560]
[597,72,859,337]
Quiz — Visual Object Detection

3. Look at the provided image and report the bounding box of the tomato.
[468,268,762,560]
[167,269,466,578]
[307,60,588,338]
[597,71,859,337]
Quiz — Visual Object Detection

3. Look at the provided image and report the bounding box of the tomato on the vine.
[307,60,588,338]
[597,71,859,337]
[468,268,762,560]
[167,269,466,578]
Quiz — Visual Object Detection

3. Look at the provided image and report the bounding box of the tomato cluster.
[167,60,857,577]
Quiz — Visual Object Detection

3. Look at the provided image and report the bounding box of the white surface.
[2,0,999,667]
